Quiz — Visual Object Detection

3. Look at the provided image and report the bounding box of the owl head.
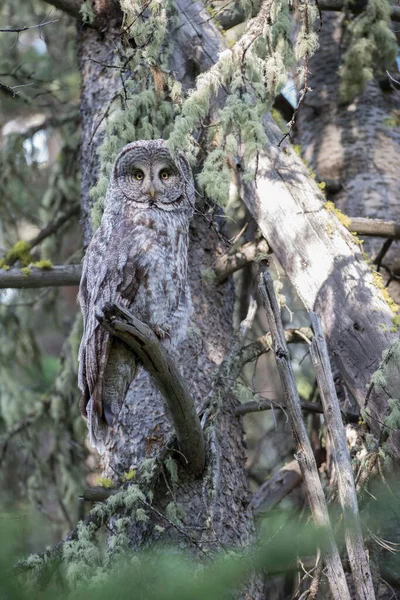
[111,139,194,215]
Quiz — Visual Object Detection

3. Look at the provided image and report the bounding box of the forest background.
[0,0,400,598]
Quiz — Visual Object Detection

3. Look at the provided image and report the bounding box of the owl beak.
[149,188,156,198]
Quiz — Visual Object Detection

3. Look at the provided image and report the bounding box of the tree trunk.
[295,11,400,282]
[77,4,264,596]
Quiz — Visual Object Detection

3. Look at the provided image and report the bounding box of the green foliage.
[3,511,325,596]
[340,0,397,100]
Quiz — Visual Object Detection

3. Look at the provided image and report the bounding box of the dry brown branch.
[258,271,351,600]
[251,459,302,514]
[309,311,376,600]
[0,265,82,288]
[214,238,270,283]
[98,303,205,477]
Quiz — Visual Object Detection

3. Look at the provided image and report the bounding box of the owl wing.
[78,225,146,428]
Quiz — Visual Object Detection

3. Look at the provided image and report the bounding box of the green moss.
[293,144,302,157]
[5,240,33,265]
[21,267,31,277]
[324,201,352,229]
[121,469,136,482]
[317,181,326,191]
[371,270,399,315]
[32,259,53,270]
[271,108,286,132]
[391,314,400,332]
[97,477,115,489]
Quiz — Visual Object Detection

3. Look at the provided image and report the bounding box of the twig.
[309,311,376,600]
[98,303,205,477]
[235,397,359,423]
[258,272,351,600]
[251,459,302,514]
[214,238,270,283]
[0,17,59,33]
[236,398,320,416]
[0,265,82,289]
[29,204,80,249]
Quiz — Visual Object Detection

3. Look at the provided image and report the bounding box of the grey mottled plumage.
[78,140,195,453]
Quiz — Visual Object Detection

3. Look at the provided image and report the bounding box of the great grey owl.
[78,139,195,454]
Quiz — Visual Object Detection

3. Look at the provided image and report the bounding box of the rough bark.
[77,4,264,597]
[295,12,400,276]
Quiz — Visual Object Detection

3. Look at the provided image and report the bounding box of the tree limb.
[251,459,302,515]
[238,327,313,366]
[259,271,351,600]
[236,398,322,416]
[214,238,270,283]
[309,311,376,600]
[0,265,82,288]
[97,303,205,477]
[348,217,400,239]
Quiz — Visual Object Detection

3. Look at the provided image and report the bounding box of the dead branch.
[349,217,400,239]
[238,327,313,366]
[98,303,205,477]
[309,311,376,600]
[259,271,351,600]
[235,398,323,416]
[214,238,270,283]
[235,397,359,423]
[251,459,302,515]
[0,17,59,33]
[0,265,82,288]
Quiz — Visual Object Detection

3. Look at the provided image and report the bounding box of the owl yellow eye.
[134,170,144,180]
[160,170,169,180]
